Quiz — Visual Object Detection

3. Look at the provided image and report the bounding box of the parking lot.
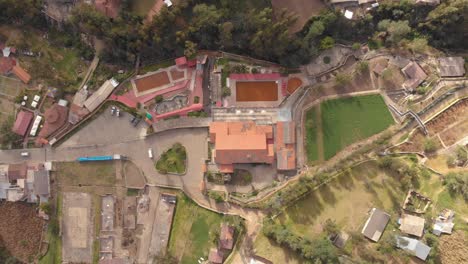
[61,106,148,147]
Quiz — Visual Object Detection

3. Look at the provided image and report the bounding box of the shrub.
[222,87,231,97]
[352,42,361,50]
[323,56,331,64]
[320,36,335,50]
[208,191,225,203]
[443,172,468,200]
[155,95,163,103]
[193,96,200,104]
[335,73,352,86]
[251,67,259,74]
[423,138,437,153]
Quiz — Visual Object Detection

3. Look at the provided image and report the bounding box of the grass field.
[55,162,116,186]
[168,193,224,264]
[277,161,404,238]
[306,95,393,161]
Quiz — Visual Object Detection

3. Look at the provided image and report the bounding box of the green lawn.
[156,143,187,174]
[304,106,320,162]
[39,193,62,264]
[320,95,393,160]
[168,193,224,264]
[55,162,116,186]
[277,161,404,239]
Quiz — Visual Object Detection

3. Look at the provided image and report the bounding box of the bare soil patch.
[287,77,302,94]
[378,64,406,91]
[123,161,146,189]
[439,119,468,146]
[134,71,170,92]
[0,201,45,262]
[170,69,185,81]
[271,0,326,33]
[426,99,468,135]
[236,81,278,102]
[396,131,441,153]
[438,231,468,264]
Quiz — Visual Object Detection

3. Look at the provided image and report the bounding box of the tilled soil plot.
[439,231,468,264]
[0,202,44,262]
[426,99,468,135]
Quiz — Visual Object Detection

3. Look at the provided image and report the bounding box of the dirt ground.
[271,0,326,33]
[440,119,468,146]
[236,81,278,101]
[396,131,441,153]
[134,71,170,92]
[62,192,93,263]
[123,161,146,189]
[287,77,303,94]
[438,231,468,264]
[426,99,468,135]
[302,68,375,107]
[0,202,44,263]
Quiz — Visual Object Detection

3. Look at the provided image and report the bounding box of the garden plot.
[305,95,393,161]
[0,75,24,98]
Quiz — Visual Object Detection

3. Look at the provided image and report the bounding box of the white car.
[148,148,153,159]
[111,106,116,115]
[20,152,29,157]
[116,108,120,117]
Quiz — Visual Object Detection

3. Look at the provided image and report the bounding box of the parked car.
[111,106,116,115]
[132,117,142,127]
[20,152,29,157]
[116,108,120,117]
[148,148,153,159]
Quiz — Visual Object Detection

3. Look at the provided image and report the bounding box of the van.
[148,148,153,159]
[20,152,29,157]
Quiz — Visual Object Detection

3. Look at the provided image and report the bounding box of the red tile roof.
[0,57,15,74]
[8,163,27,181]
[12,110,33,136]
[208,248,224,264]
[175,56,187,66]
[12,65,31,84]
[38,104,68,139]
[219,223,235,250]
[210,122,274,166]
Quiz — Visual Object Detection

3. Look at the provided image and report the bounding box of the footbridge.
[388,105,428,135]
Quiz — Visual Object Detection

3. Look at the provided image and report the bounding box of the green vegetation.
[443,172,468,201]
[168,193,224,264]
[232,169,253,185]
[207,190,226,203]
[0,114,22,149]
[320,95,393,160]
[263,219,338,263]
[156,143,187,174]
[323,56,331,64]
[39,193,62,264]
[304,106,320,162]
[277,161,405,238]
[126,188,140,196]
[55,162,116,186]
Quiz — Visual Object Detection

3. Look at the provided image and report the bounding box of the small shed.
[219,223,235,250]
[397,236,431,261]
[399,214,425,237]
[361,208,390,242]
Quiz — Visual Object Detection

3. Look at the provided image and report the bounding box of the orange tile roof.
[210,122,274,165]
[275,121,296,170]
[12,65,31,83]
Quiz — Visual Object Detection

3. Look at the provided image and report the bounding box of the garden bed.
[155,143,187,174]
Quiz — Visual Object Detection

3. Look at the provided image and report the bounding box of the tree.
[443,172,468,200]
[323,219,339,236]
[0,115,21,148]
[377,20,412,44]
[319,36,335,50]
[184,41,197,59]
[407,37,429,54]
[219,22,234,49]
[356,61,369,74]
[335,73,352,86]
